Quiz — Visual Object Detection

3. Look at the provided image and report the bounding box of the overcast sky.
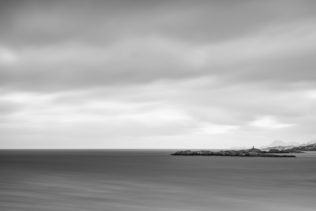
[1,0,316,149]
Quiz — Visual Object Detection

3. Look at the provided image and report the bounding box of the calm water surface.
[0,150,316,211]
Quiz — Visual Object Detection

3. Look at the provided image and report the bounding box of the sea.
[0,150,315,211]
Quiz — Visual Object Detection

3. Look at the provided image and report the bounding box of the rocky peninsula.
[171,146,296,157]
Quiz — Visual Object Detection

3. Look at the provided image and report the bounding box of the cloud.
[249,116,295,129]
[1,1,316,148]
[305,90,316,99]
[0,47,18,65]
[195,123,240,135]
[1,21,316,92]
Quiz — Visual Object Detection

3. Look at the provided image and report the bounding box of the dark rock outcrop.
[266,148,302,153]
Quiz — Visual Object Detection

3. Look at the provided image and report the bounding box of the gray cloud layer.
[1,0,316,148]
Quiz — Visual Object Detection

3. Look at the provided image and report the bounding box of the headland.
[171,146,296,157]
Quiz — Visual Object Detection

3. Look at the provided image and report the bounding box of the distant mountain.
[263,140,300,148]
[262,142,316,153]
[290,143,316,151]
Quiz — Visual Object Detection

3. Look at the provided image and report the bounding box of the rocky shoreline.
[171,147,296,158]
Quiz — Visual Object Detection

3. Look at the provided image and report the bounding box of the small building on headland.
[248,146,262,156]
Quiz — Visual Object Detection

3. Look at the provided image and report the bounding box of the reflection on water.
[1,150,316,211]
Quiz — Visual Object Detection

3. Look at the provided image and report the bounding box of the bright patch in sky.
[0,47,18,65]
[250,116,295,129]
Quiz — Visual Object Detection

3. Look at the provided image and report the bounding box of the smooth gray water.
[0,150,316,211]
